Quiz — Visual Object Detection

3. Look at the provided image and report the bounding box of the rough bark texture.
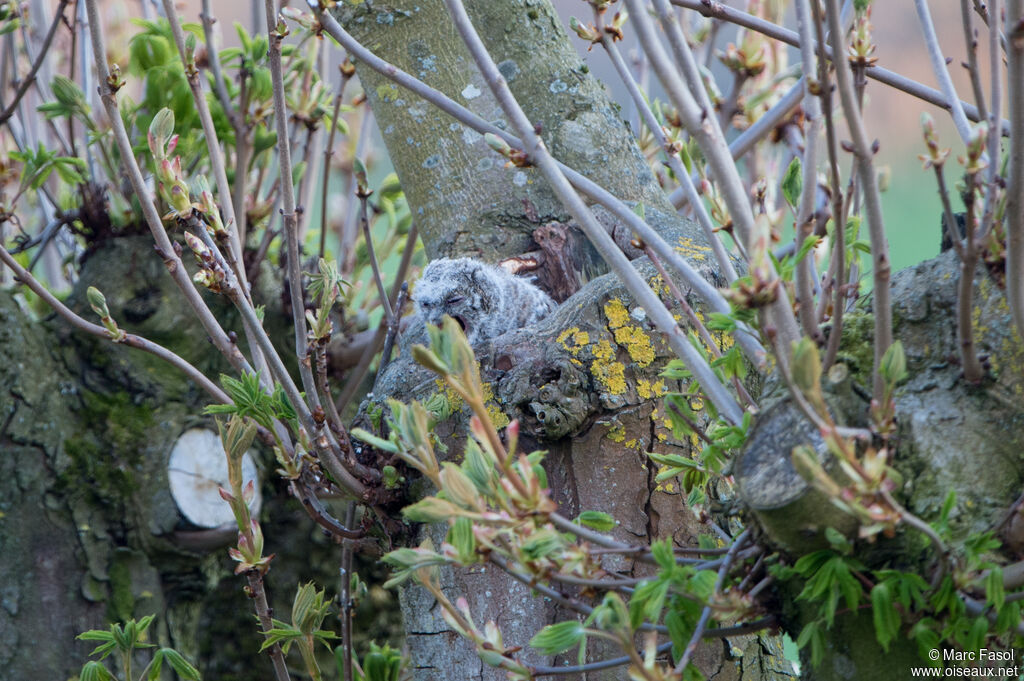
[340,1,787,678]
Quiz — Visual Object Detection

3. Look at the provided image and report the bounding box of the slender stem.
[670,0,1007,134]
[960,0,990,123]
[247,571,293,681]
[823,0,892,402]
[358,191,394,321]
[265,0,322,410]
[595,7,737,284]
[339,502,356,681]
[624,0,801,361]
[319,74,351,260]
[442,0,744,426]
[0,244,230,404]
[200,0,244,135]
[373,282,409,383]
[979,0,1003,242]
[791,0,825,344]
[161,0,248,289]
[915,0,973,144]
[531,642,673,677]
[0,0,70,125]
[673,530,750,673]
[84,0,251,374]
[1005,1,1024,343]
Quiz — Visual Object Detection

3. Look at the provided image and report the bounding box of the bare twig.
[0,0,71,126]
[624,0,801,361]
[1005,1,1024,343]
[374,282,409,382]
[246,571,293,681]
[358,188,394,322]
[673,530,750,673]
[0,244,229,404]
[200,0,244,134]
[84,0,251,374]
[595,6,738,284]
[794,0,825,344]
[530,642,673,677]
[264,0,321,410]
[915,0,973,144]
[670,0,1008,134]
[823,0,892,401]
[319,68,353,260]
[960,0,990,123]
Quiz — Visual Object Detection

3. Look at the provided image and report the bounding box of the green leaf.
[879,340,908,386]
[447,516,477,563]
[628,578,669,629]
[870,582,899,652]
[160,648,201,680]
[795,234,821,264]
[782,157,802,208]
[985,566,1005,611]
[791,336,822,396]
[79,661,116,681]
[576,510,617,532]
[530,620,586,655]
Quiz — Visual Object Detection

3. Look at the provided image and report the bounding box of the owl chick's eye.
[445,296,465,306]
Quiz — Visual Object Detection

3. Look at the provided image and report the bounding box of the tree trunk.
[0,237,380,680]
[340,1,786,678]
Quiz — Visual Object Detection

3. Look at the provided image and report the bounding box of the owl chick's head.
[413,258,497,344]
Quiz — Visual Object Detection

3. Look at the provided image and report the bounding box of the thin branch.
[84,0,251,374]
[0,0,71,125]
[442,0,744,426]
[200,0,243,135]
[670,0,1009,134]
[246,571,293,681]
[624,0,801,362]
[264,0,322,411]
[960,0,989,124]
[673,529,750,673]
[0,244,229,404]
[823,0,892,402]
[915,0,973,144]
[1005,1,1024,343]
[530,642,673,677]
[358,188,394,321]
[595,6,738,284]
[794,0,825,344]
[319,68,353,260]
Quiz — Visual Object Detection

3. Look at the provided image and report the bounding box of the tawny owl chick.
[413,257,556,346]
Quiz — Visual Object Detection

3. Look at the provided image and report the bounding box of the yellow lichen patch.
[434,378,464,413]
[652,380,668,396]
[656,431,668,442]
[606,423,626,443]
[675,236,713,262]
[487,403,511,429]
[591,355,627,395]
[604,299,631,329]
[613,325,656,367]
[375,83,400,102]
[558,326,590,366]
[624,438,639,449]
[480,382,511,429]
[637,379,653,400]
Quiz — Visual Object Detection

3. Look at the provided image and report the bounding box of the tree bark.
[341,1,784,678]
